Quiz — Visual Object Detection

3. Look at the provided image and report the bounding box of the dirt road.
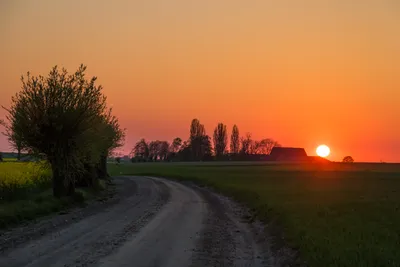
[0,176,270,267]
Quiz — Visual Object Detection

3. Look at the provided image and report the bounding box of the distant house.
[269,147,309,162]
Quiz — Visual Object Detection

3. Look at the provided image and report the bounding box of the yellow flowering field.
[0,162,52,201]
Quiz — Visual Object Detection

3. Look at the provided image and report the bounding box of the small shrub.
[343,156,354,163]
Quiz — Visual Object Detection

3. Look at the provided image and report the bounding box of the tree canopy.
[343,156,354,163]
[2,65,124,197]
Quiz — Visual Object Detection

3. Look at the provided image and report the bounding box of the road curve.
[0,176,269,267]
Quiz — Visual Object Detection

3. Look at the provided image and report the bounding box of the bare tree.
[148,140,160,161]
[171,137,182,153]
[255,138,281,155]
[230,124,240,154]
[213,123,228,158]
[0,119,24,160]
[253,140,262,154]
[240,133,253,155]
[132,138,149,159]
[249,140,257,154]
[159,141,170,161]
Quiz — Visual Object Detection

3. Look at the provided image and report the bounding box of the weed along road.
[0,176,269,267]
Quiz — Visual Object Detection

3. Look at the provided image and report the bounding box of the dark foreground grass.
[0,188,88,228]
[0,187,101,229]
[108,162,400,267]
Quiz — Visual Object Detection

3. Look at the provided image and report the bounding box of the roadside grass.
[0,162,104,229]
[108,162,400,267]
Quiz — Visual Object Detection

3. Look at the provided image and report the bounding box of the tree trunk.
[85,163,97,186]
[17,149,21,161]
[50,158,75,198]
[51,163,67,198]
[97,153,109,180]
[67,180,75,196]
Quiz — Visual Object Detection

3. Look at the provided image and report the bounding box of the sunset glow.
[316,145,330,158]
[0,1,399,162]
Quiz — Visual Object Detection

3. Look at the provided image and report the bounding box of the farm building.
[269,147,309,162]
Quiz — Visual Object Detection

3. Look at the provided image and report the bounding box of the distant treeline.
[129,119,280,162]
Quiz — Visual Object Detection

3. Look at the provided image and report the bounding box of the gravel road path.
[0,176,271,267]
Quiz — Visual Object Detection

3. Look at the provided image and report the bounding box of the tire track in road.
[97,177,208,267]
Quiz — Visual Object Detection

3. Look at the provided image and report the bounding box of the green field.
[108,162,400,267]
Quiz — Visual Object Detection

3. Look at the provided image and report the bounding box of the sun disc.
[316,145,330,158]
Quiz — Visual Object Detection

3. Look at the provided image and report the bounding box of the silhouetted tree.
[230,124,240,154]
[253,140,261,154]
[190,119,206,139]
[2,65,113,197]
[0,152,3,162]
[343,156,354,163]
[167,137,182,161]
[159,141,170,161]
[240,133,253,155]
[198,135,213,161]
[148,140,160,161]
[132,139,149,160]
[254,138,281,155]
[249,139,257,154]
[189,119,208,160]
[171,137,182,153]
[177,140,191,161]
[213,123,228,158]
[0,119,24,160]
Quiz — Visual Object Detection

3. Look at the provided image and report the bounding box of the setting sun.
[316,145,330,158]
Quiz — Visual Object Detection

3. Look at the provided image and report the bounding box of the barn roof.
[270,147,309,161]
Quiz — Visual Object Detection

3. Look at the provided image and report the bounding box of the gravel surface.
[0,176,279,267]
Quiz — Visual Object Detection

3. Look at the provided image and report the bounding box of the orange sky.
[1,0,399,162]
